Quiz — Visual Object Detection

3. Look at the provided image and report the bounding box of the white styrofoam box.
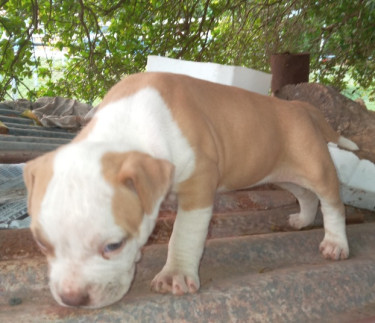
[341,186,375,211]
[146,56,272,95]
[328,143,360,184]
[347,159,375,193]
[328,143,375,211]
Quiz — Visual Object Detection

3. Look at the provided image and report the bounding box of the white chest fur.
[85,87,195,184]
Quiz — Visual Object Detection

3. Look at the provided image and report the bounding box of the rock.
[276,83,375,163]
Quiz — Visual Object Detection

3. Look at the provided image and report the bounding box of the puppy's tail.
[337,136,359,151]
[304,103,359,151]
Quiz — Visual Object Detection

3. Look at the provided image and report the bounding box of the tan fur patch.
[31,226,55,258]
[101,151,174,236]
[112,186,144,237]
[97,72,343,216]
[177,158,219,211]
[24,151,55,220]
[101,152,143,236]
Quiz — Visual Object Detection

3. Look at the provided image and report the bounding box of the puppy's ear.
[117,152,174,215]
[102,151,174,215]
[23,152,55,217]
[23,159,36,201]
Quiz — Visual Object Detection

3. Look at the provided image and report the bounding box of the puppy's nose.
[60,290,90,307]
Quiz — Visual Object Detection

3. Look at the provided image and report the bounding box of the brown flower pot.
[270,52,310,94]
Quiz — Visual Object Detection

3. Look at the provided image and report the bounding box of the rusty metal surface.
[0,106,75,163]
[1,190,372,259]
[1,223,375,322]
[0,150,46,163]
[0,188,375,322]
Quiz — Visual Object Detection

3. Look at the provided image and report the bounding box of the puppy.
[24,72,358,308]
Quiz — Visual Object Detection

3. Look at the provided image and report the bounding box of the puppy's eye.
[102,239,126,259]
[105,241,123,252]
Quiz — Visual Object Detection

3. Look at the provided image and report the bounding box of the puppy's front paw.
[151,269,199,295]
[319,236,349,260]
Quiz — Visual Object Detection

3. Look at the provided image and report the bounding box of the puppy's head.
[23,144,174,308]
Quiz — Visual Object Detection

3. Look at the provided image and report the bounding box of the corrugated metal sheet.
[1,196,375,321]
[0,106,75,163]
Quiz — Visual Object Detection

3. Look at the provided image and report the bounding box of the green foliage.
[0,0,374,103]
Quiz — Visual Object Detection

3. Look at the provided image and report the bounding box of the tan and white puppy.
[24,72,358,308]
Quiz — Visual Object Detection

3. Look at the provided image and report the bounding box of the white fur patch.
[319,200,349,260]
[41,145,170,308]
[151,206,213,294]
[166,206,213,270]
[37,87,196,308]
[41,144,134,307]
[87,87,196,184]
[278,183,319,229]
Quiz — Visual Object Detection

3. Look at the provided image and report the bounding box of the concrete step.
[1,223,375,322]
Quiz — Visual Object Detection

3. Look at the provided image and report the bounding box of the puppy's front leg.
[151,205,213,295]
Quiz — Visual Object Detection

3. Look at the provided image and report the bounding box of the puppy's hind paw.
[288,212,315,230]
[150,269,199,295]
[289,213,306,230]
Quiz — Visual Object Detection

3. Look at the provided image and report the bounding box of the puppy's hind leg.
[318,196,348,260]
[297,156,349,260]
[278,183,319,229]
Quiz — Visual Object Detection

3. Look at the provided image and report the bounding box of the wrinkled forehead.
[54,143,105,177]
[37,144,120,241]
[45,143,111,205]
